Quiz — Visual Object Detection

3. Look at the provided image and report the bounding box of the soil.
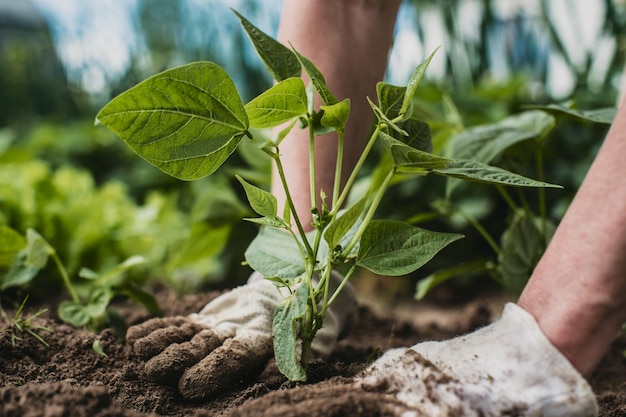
[1,284,625,417]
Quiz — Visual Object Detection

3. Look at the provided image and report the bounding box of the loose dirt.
[0,285,624,417]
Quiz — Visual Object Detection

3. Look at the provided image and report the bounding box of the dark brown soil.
[0,286,625,417]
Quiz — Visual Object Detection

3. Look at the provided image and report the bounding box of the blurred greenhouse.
[0,0,623,303]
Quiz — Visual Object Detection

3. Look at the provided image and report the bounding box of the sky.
[29,0,620,99]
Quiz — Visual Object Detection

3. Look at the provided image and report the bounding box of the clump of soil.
[0,287,624,416]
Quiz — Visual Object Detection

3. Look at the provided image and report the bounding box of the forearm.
[273,0,401,229]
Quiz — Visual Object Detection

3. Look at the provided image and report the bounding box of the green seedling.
[1,295,53,347]
[0,227,160,335]
[96,9,560,381]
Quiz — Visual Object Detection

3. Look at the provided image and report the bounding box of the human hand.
[126,271,357,401]
[357,303,598,416]
[229,303,598,417]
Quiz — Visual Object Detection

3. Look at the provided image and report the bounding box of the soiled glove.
[357,303,598,416]
[126,271,357,401]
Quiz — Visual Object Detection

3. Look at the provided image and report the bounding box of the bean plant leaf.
[236,175,278,218]
[399,48,439,119]
[0,225,26,267]
[526,104,615,125]
[273,283,308,382]
[232,9,301,82]
[380,132,449,169]
[292,48,338,106]
[320,98,351,131]
[448,111,556,163]
[357,220,463,276]
[498,210,555,294]
[434,160,562,189]
[377,82,405,119]
[245,227,306,280]
[58,301,90,327]
[1,229,53,290]
[245,78,308,128]
[96,62,248,180]
[324,198,367,249]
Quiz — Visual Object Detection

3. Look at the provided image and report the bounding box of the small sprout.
[1,295,54,347]
[92,339,108,357]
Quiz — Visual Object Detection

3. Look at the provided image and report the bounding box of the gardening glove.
[126,270,357,401]
[356,302,598,416]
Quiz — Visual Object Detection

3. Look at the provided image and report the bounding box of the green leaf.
[58,301,90,327]
[526,104,615,125]
[245,78,308,128]
[498,210,555,294]
[434,160,563,189]
[85,287,113,318]
[96,62,248,180]
[292,49,338,106]
[92,339,108,357]
[415,260,492,300]
[245,227,306,280]
[273,284,308,382]
[397,118,432,153]
[320,99,351,131]
[236,175,278,218]
[399,48,439,118]
[380,132,449,169]
[448,111,556,163]
[2,229,54,290]
[0,225,26,267]
[376,82,405,119]
[357,220,463,276]
[324,198,367,249]
[232,9,301,82]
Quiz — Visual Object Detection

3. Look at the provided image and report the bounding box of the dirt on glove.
[0,285,625,417]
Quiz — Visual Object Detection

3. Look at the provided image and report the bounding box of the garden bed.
[1,285,625,417]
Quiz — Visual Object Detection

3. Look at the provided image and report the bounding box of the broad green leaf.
[96,62,248,180]
[415,260,492,300]
[273,284,308,381]
[357,220,463,276]
[244,216,287,228]
[527,104,615,125]
[320,99,351,131]
[245,78,307,128]
[434,160,562,189]
[292,49,338,106]
[245,227,306,280]
[376,82,405,119]
[380,132,449,169]
[58,301,90,327]
[236,175,278,218]
[232,9,301,81]
[0,225,25,267]
[399,48,439,118]
[324,198,367,249]
[398,118,433,153]
[498,210,555,294]
[448,111,556,163]
[1,229,54,290]
[85,287,114,318]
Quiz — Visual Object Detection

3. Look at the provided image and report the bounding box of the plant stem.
[308,118,318,214]
[332,130,344,209]
[332,125,382,217]
[534,143,548,240]
[496,185,518,211]
[457,209,502,257]
[51,251,80,303]
[343,167,395,257]
[268,147,314,256]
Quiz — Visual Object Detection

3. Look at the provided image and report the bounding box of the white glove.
[126,271,357,401]
[357,303,598,417]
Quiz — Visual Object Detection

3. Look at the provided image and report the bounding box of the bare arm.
[274,0,402,229]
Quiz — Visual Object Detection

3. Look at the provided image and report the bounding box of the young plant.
[1,295,53,347]
[1,227,159,335]
[95,10,560,381]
